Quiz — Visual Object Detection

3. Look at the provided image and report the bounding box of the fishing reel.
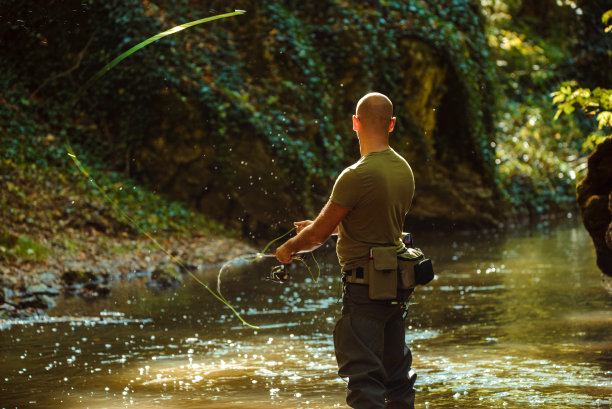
[266,264,290,283]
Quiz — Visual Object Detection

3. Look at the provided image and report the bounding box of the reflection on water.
[1,220,611,408]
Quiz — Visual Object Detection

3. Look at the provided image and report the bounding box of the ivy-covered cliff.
[2,0,501,236]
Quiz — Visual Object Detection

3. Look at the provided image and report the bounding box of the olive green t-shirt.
[330,148,414,268]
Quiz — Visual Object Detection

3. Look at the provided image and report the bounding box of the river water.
[1,219,611,408]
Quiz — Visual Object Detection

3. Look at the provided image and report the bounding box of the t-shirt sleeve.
[330,167,361,210]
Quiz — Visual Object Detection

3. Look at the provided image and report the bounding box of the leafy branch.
[604,9,612,33]
[551,10,612,132]
[552,82,612,129]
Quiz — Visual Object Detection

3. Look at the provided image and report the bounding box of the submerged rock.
[61,268,111,297]
[147,266,183,289]
[17,294,56,310]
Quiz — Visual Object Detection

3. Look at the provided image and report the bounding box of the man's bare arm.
[294,220,340,235]
[276,200,348,263]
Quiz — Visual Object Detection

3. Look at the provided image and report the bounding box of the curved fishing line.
[294,253,320,283]
[215,227,323,302]
[260,226,296,254]
[215,227,297,301]
[80,10,246,95]
[309,252,320,282]
[65,10,258,328]
[66,145,257,328]
[215,253,259,303]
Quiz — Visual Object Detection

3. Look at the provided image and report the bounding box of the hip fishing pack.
[398,233,434,289]
[368,246,399,300]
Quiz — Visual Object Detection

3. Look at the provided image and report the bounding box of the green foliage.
[551,9,612,156]
[573,2,612,88]
[482,0,609,215]
[0,234,50,261]
[1,0,500,230]
[0,134,225,239]
[604,9,612,30]
[553,82,612,129]
[494,97,584,212]
[7,0,604,228]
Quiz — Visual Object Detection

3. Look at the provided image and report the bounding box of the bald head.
[355,93,394,134]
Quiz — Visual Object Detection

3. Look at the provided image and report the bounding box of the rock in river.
[577,137,612,277]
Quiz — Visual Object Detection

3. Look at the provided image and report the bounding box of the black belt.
[342,266,365,279]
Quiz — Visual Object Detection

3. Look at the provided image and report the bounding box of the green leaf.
[596,111,612,129]
[552,93,565,105]
[561,85,572,95]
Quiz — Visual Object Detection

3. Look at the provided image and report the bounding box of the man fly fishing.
[276,92,418,409]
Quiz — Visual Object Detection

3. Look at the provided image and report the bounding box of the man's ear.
[353,115,360,132]
[388,117,396,132]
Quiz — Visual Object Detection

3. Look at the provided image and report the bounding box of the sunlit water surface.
[1,220,611,408]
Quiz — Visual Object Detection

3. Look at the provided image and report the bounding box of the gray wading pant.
[333,283,416,409]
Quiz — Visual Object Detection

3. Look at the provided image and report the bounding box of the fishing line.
[215,228,321,304]
[78,10,246,97]
[65,9,322,329]
[65,10,263,328]
[66,144,257,328]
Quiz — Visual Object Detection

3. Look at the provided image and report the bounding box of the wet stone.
[83,282,111,296]
[39,272,57,287]
[0,303,17,318]
[61,269,98,285]
[147,267,182,289]
[62,269,111,298]
[25,283,60,297]
[17,294,56,310]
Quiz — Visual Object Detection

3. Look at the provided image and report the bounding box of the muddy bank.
[0,229,255,319]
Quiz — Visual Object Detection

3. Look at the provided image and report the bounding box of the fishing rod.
[253,251,309,258]
[248,230,317,284]
[254,252,309,283]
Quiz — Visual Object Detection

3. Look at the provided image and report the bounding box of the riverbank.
[0,154,259,318]
[0,227,256,319]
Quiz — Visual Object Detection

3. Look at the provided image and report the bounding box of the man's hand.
[275,221,312,263]
[294,220,313,234]
[275,242,294,264]
[275,200,349,264]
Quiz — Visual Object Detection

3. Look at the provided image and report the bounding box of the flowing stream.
[1,219,611,408]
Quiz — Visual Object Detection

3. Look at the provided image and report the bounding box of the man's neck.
[359,138,390,156]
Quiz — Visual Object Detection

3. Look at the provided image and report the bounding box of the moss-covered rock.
[576,137,612,276]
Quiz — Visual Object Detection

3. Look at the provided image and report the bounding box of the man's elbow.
[309,229,332,247]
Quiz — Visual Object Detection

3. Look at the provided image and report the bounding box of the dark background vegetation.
[1,0,611,256]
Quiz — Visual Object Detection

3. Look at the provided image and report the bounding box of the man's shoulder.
[362,149,411,171]
[336,165,360,187]
[338,157,366,177]
[386,147,410,164]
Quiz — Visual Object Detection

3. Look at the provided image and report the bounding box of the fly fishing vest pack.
[342,243,434,301]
